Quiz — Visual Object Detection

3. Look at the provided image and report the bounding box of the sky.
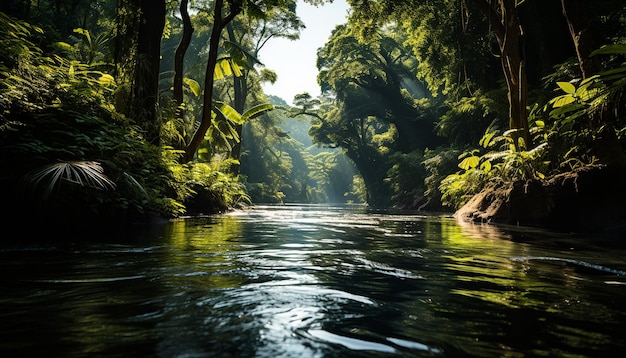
[259,0,350,105]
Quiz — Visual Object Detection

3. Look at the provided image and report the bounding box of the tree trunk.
[182,0,242,163]
[561,0,626,166]
[173,0,194,108]
[498,0,529,149]
[227,23,246,175]
[560,0,599,79]
[133,0,166,145]
[471,0,530,149]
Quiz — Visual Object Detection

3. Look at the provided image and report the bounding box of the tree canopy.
[1,0,625,233]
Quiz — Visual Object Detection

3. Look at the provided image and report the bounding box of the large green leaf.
[551,95,576,108]
[458,155,479,170]
[213,100,243,124]
[230,59,243,77]
[183,77,201,96]
[222,39,264,68]
[557,81,576,94]
[219,59,232,77]
[243,103,274,120]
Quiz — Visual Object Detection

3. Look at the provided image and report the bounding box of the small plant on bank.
[439,122,549,209]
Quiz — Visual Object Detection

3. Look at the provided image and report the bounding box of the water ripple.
[510,256,626,275]
[308,329,397,353]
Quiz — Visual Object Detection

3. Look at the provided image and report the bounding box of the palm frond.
[26,161,116,199]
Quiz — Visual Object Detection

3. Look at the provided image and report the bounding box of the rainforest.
[1,0,626,236]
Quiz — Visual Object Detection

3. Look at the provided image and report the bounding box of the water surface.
[2,204,625,357]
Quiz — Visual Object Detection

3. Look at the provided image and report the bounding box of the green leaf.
[52,42,73,51]
[243,103,274,120]
[480,160,492,172]
[183,77,201,96]
[557,81,576,94]
[458,156,479,170]
[479,130,497,148]
[213,65,224,80]
[99,74,115,86]
[213,100,243,124]
[73,28,88,36]
[230,59,243,77]
[590,44,626,56]
[222,39,264,68]
[549,103,585,118]
[598,66,626,77]
[220,59,232,77]
[551,95,576,108]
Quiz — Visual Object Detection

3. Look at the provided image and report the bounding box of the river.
[1,204,625,357]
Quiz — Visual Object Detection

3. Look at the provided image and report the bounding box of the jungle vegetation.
[1,0,625,234]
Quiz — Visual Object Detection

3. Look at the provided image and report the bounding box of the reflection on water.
[1,204,625,357]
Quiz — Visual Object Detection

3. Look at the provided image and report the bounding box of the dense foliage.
[320,0,626,209]
[1,0,625,235]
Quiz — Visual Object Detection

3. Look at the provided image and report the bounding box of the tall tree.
[317,23,441,153]
[180,0,329,163]
[470,0,529,149]
[113,0,166,145]
[224,1,304,175]
[136,0,166,144]
[309,99,394,206]
[560,0,626,165]
[225,23,251,175]
[348,0,532,148]
[173,0,194,108]
[182,0,243,163]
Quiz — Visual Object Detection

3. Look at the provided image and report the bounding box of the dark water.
[2,204,626,357]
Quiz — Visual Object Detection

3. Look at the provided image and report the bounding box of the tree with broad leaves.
[182,0,243,163]
[181,0,334,164]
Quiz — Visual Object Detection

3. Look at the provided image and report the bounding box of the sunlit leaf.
[502,128,523,138]
[52,42,73,51]
[99,74,115,86]
[557,81,576,94]
[551,95,576,108]
[73,28,88,36]
[458,156,479,170]
[213,100,242,124]
[243,103,274,120]
[230,60,243,77]
[214,65,224,80]
[479,130,497,148]
[183,77,201,96]
[220,59,232,77]
[480,160,492,172]
[549,103,585,118]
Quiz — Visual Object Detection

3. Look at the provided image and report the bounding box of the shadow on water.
[1,204,625,357]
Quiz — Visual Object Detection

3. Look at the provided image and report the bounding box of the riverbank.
[454,165,626,233]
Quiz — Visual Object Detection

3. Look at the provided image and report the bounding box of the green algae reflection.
[162,216,246,291]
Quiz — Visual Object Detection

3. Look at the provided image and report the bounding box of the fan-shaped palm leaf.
[26,161,116,199]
